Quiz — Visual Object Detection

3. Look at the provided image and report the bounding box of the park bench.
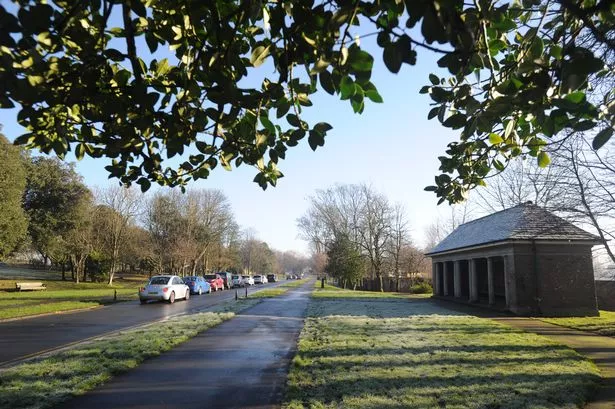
[15,282,47,291]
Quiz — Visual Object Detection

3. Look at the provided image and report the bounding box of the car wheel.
[169,291,175,304]
[198,287,202,295]
[208,287,212,294]
[185,290,190,301]
[140,299,147,305]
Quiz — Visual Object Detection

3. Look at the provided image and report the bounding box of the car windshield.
[149,277,170,285]
[242,276,250,279]
[232,275,239,279]
[254,275,261,278]
[183,276,197,281]
[204,275,217,279]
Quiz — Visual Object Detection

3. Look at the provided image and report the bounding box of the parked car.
[217,272,233,289]
[183,276,211,295]
[262,275,268,284]
[253,275,264,284]
[242,275,255,286]
[266,274,277,282]
[139,275,190,304]
[231,275,244,288]
[204,274,225,291]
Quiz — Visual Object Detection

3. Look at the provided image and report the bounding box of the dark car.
[266,274,277,283]
[217,272,233,290]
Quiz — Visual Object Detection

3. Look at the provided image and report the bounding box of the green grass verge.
[0,301,100,320]
[280,278,310,288]
[285,289,600,409]
[541,310,615,336]
[0,298,261,409]
[0,279,142,319]
[312,282,431,299]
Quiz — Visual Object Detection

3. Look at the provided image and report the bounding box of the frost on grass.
[286,297,600,409]
[0,298,260,409]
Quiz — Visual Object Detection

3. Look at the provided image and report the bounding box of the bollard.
[321,277,325,289]
[114,289,117,301]
[235,289,238,300]
[245,286,248,298]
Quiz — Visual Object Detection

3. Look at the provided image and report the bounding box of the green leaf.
[488,133,504,144]
[443,113,466,129]
[565,91,586,104]
[314,122,333,134]
[319,71,335,95]
[429,74,439,85]
[287,114,301,127]
[592,128,613,150]
[537,152,551,168]
[250,45,270,67]
[383,43,402,73]
[308,130,325,151]
[339,76,355,100]
[365,89,383,103]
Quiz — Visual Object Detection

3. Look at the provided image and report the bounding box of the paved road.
[60,280,313,409]
[0,281,287,366]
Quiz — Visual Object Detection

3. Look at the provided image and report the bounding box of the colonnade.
[432,255,509,306]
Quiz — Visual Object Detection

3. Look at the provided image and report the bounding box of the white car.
[139,275,190,304]
[262,275,268,284]
[253,275,264,284]
[242,275,255,286]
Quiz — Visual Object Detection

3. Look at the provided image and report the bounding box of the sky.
[0,17,462,255]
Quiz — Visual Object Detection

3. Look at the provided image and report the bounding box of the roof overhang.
[424,238,603,258]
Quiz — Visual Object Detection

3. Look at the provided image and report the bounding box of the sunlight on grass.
[541,311,615,336]
[312,282,431,299]
[0,298,261,409]
[249,288,289,298]
[0,301,100,320]
[280,278,310,288]
[285,294,599,409]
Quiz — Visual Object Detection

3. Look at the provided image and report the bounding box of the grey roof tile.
[427,203,601,255]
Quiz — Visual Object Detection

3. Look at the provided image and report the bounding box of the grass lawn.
[285,288,600,409]
[0,298,261,409]
[0,279,142,320]
[540,311,615,337]
[312,282,432,299]
[248,279,310,298]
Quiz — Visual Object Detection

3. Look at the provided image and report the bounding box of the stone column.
[443,262,449,296]
[453,260,461,298]
[431,262,437,295]
[487,257,495,305]
[502,255,510,308]
[469,259,479,302]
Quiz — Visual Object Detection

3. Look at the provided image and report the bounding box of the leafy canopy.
[1,0,613,202]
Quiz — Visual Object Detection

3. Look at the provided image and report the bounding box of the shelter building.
[426,202,601,316]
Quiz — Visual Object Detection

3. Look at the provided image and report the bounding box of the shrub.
[410,281,432,294]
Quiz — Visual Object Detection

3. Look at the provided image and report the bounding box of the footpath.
[59,280,313,409]
[492,317,615,409]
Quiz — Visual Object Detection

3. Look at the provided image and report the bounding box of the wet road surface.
[59,280,313,409]
[0,282,286,366]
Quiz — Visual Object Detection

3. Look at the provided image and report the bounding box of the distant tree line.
[298,184,430,290]
[0,127,308,284]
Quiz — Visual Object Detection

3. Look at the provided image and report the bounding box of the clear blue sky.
[0,27,460,255]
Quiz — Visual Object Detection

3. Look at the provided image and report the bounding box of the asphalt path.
[0,281,288,366]
[60,280,313,409]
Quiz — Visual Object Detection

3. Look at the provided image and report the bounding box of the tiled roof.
[426,203,601,255]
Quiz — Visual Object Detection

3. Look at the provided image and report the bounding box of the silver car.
[139,275,190,304]
[242,275,255,286]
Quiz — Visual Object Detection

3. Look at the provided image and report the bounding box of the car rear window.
[204,275,217,279]
[232,275,239,279]
[184,276,197,281]
[149,277,169,285]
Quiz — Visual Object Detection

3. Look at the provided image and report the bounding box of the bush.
[410,281,432,294]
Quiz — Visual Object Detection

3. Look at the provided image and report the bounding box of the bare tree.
[99,185,142,285]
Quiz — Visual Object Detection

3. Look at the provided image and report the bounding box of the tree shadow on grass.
[286,371,599,409]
